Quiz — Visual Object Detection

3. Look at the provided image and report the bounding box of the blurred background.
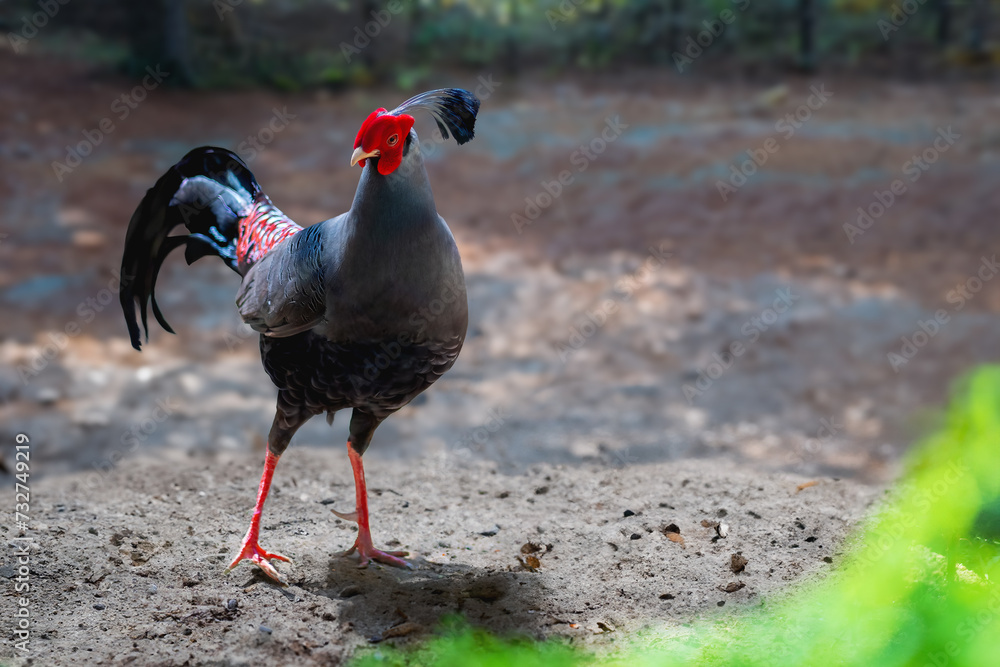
[1,0,999,484]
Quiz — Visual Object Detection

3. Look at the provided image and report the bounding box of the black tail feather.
[147,235,188,335]
[390,88,480,145]
[120,146,259,350]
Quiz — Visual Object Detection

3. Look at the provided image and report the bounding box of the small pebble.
[147,585,157,595]
[630,533,642,540]
[88,527,98,535]
[623,509,635,517]
[259,625,272,634]
[226,599,238,611]
[93,604,105,611]
[478,524,500,537]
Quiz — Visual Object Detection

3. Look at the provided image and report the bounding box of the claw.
[331,508,359,522]
[345,538,412,569]
[225,535,291,584]
[357,548,412,570]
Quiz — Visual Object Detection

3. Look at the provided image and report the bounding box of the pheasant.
[119,89,479,582]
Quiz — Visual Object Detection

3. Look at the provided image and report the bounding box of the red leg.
[225,449,291,583]
[336,444,411,569]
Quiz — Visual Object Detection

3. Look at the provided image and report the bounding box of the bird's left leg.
[226,405,306,583]
[334,411,411,569]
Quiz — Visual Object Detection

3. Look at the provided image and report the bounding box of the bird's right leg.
[225,407,305,584]
[333,410,411,569]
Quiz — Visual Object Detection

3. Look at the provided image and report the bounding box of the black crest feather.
[390,88,480,145]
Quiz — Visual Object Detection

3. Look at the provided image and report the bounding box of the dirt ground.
[2,451,878,665]
[1,52,999,664]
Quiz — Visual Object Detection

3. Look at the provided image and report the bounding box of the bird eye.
[387,134,398,146]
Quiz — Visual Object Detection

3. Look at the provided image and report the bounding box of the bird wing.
[235,221,331,337]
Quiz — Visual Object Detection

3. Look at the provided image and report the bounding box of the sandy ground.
[1,53,998,664]
[2,450,878,665]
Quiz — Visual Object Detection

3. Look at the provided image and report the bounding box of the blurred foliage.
[356,616,585,667]
[353,365,1000,666]
[0,0,997,87]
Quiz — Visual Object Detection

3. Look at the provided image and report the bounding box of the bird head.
[350,88,481,176]
[351,110,415,175]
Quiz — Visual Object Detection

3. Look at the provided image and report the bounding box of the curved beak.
[350,146,380,167]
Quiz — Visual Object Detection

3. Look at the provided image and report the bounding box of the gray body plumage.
[235,130,468,452]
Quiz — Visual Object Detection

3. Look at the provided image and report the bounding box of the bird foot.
[343,539,412,569]
[225,533,291,584]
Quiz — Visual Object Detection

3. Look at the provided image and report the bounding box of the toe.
[225,541,290,583]
[254,556,279,579]
[249,552,288,584]
[370,550,411,569]
[265,550,291,563]
[225,552,241,571]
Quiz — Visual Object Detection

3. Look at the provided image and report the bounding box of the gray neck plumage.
[349,130,438,238]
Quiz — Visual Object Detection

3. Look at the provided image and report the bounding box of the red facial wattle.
[352,110,415,175]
